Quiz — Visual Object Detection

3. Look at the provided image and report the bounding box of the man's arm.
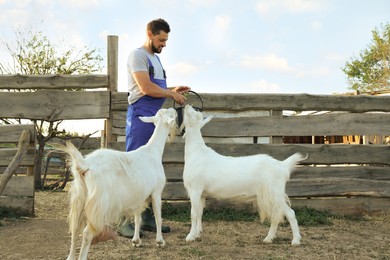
[132,71,188,105]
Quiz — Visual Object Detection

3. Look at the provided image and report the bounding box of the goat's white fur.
[182,105,306,245]
[58,108,177,260]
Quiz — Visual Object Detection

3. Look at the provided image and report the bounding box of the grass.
[162,203,340,226]
[0,206,23,226]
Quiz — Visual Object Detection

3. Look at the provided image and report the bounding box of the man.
[118,18,190,238]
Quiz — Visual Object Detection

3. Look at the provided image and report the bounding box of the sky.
[0,0,389,134]
[1,0,389,95]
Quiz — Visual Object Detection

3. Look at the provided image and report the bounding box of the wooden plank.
[290,197,390,215]
[0,148,36,167]
[0,124,36,143]
[1,176,34,196]
[286,178,390,197]
[163,178,390,200]
[0,74,108,89]
[0,90,110,120]
[201,113,390,137]
[163,164,390,182]
[111,108,390,137]
[111,92,390,112]
[292,166,390,180]
[161,143,390,165]
[163,196,390,216]
[111,142,390,165]
[0,196,34,216]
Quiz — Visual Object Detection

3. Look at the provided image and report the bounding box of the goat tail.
[54,141,89,236]
[282,152,307,173]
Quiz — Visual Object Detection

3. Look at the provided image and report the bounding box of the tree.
[342,23,390,92]
[0,26,103,188]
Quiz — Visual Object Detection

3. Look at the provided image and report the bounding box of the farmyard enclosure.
[0,36,389,259]
[0,191,389,259]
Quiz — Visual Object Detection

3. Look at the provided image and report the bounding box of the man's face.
[149,31,168,53]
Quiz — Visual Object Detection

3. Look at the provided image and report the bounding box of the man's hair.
[147,18,170,35]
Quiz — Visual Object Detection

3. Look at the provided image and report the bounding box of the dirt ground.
[0,191,389,260]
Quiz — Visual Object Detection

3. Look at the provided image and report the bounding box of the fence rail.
[1,35,389,216]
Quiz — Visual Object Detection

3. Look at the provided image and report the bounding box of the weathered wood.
[201,113,390,136]
[0,130,31,195]
[0,176,34,215]
[109,142,390,165]
[110,110,390,137]
[0,175,34,197]
[163,178,390,200]
[0,74,108,89]
[164,196,390,216]
[163,164,390,182]
[111,92,390,112]
[0,90,110,120]
[0,196,34,216]
[104,35,119,147]
[0,124,36,143]
[164,143,390,165]
[0,148,36,166]
[287,178,390,197]
[290,197,390,215]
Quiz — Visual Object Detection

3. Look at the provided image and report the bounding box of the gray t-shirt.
[127,47,165,104]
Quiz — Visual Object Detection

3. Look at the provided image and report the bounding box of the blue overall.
[125,55,167,152]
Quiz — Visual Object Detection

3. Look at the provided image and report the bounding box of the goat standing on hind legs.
[57,108,177,260]
[181,105,307,246]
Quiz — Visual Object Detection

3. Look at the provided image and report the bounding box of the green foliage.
[0,206,23,226]
[294,206,335,226]
[0,25,103,189]
[162,203,338,226]
[0,26,103,75]
[342,23,390,92]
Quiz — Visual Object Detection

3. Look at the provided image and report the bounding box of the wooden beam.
[0,90,110,120]
[111,92,390,112]
[0,74,108,89]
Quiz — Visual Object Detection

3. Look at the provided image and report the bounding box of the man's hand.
[172,86,191,95]
[171,86,191,105]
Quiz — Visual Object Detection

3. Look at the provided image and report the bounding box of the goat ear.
[167,117,175,126]
[139,116,154,123]
[200,115,213,129]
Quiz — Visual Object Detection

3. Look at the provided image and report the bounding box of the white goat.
[182,105,306,245]
[58,108,177,260]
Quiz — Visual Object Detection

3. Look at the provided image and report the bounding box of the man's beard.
[150,41,161,53]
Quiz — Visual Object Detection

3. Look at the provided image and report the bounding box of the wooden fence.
[108,93,390,215]
[0,35,389,216]
[0,124,36,215]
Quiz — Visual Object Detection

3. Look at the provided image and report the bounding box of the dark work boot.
[141,207,171,233]
[117,221,144,238]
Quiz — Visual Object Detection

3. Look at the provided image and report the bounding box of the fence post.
[104,35,118,148]
[270,110,283,144]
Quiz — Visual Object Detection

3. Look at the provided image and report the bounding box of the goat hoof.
[185,234,196,242]
[156,240,166,247]
[132,239,142,247]
[291,239,301,246]
[263,237,273,244]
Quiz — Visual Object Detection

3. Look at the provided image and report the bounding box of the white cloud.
[188,0,218,7]
[250,79,281,93]
[206,15,232,45]
[166,62,198,77]
[324,53,347,63]
[256,0,327,18]
[310,20,322,31]
[0,7,30,27]
[215,15,231,29]
[59,0,100,9]
[240,54,294,73]
[240,53,331,78]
